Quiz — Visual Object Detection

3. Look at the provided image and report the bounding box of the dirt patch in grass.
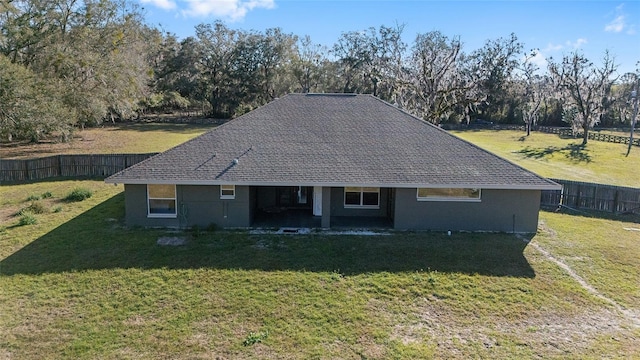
[0,197,62,226]
[393,300,626,357]
[533,221,640,328]
[0,205,21,224]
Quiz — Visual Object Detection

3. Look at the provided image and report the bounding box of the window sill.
[344,205,380,209]
[148,213,177,218]
[417,198,481,202]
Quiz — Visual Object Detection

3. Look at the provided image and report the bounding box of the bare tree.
[291,35,326,93]
[628,84,639,157]
[548,51,618,145]
[519,50,547,135]
[618,69,639,156]
[404,31,464,124]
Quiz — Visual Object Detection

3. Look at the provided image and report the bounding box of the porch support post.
[321,187,331,228]
[313,186,322,216]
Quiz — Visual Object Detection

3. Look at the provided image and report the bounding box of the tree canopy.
[1,0,637,142]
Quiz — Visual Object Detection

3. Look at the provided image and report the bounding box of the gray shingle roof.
[106,94,560,190]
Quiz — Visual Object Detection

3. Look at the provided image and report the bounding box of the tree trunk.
[582,125,589,145]
[526,122,531,136]
[627,90,639,157]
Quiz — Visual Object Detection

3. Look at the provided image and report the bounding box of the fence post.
[24,159,30,181]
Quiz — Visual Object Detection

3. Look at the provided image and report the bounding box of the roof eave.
[105,178,562,191]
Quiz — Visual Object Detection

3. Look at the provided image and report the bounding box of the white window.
[220,185,236,199]
[344,187,380,208]
[417,188,481,202]
[147,184,177,217]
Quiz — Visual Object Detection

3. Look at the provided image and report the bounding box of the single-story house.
[105,93,560,232]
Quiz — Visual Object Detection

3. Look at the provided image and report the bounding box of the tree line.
[1,0,638,144]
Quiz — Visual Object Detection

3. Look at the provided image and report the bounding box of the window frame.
[416,188,481,202]
[344,187,380,209]
[147,184,177,218]
[220,184,236,200]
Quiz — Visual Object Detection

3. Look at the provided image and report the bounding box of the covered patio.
[251,185,394,230]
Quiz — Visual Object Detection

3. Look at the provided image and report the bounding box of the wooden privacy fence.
[0,153,157,183]
[541,178,640,214]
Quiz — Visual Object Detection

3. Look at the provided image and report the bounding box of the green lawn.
[1,181,638,359]
[451,129,640,187]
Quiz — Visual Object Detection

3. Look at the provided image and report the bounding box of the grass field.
[1,180,639,359]
[451,129,640,188]
[0,123,214,159]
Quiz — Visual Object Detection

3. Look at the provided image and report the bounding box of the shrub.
[18,212,38,226]
[41,191,53,199]
[26,194,41,201]
[65,188,93,202]
[242,331,269,346]
[25,201,48,214]
[53,206,63,213]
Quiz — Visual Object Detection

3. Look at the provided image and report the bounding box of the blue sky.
[138,0,639,74]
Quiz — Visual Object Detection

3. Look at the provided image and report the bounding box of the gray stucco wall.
[329,187,389,217]
[124,184,180,228]
[393,188,541,233]
[124,184,252,228]
[181,185,251,228]
[124,185,541,232]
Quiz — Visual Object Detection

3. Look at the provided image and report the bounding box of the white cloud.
[139,0,275,21]
[567,38,587,49]
[141,0,177,10]
[529,50,548,69]
[605,15,626,33]
[604,3,634,33]
[543,43,563,52]
[181,0,275,21]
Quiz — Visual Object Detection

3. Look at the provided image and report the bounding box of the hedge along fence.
[0,153,157,183]
[541,178,640,214]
